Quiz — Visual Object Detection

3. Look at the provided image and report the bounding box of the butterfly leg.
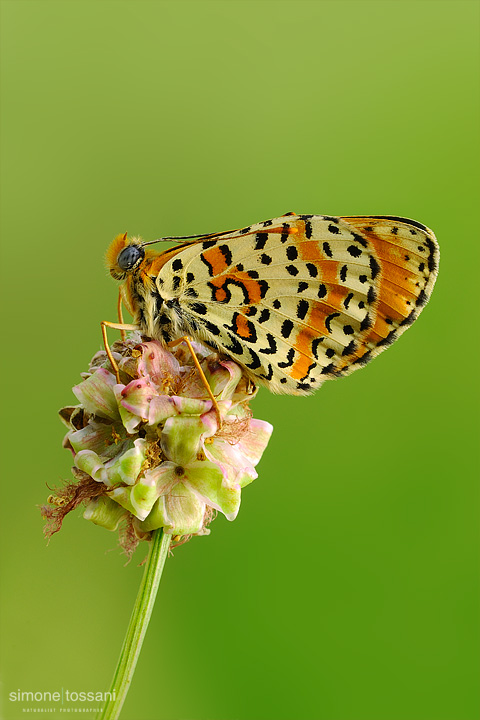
[101,320,138,383]
[117,290,126,341]
[167,336,222,428]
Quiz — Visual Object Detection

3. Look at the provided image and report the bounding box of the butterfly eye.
[117,245,144,272]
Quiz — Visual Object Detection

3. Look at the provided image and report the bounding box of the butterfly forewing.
[151,214,438,394]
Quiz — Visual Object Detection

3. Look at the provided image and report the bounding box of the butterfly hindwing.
[155,214,438,393]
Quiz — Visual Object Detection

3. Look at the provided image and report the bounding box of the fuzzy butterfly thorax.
[106,213,439,395]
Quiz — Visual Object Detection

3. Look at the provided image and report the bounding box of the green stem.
[97,529,172,720]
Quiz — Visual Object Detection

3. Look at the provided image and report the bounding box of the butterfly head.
[106,232,146,280]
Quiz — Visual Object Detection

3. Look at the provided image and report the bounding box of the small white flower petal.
[184,461,241,521]
[161,416,212,466]
[74,450,107,483]
[120,378,155,418]
[148,396,178,425]
[236,419,274,466]
[73,369,120,421]
[104,438,147,486]
[143,462,179,496]
[203,438,257,489]
[69,421,119,456]
[83,496,128,531]
[113,384,141,433]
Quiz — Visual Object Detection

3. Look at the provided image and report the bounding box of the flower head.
[42,337,272,555]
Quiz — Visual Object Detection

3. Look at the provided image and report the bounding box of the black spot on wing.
[425,237,438,273]
[281,319,294,338]
[297,299,309,320]
[223,331,244,356]
[199,319,221,336]
[259,334,277,355]
[360,313,372,332]
[190,302,207,315]
[416,289,427,307]
[245,348,261,370]
[255,233,268,250]
[400,309,416,327]
[367,286,376,304]
[172,258,183,271]
[219,244,232,265]
[278,348,295,368]
[323,242,333,257]
[321,215,339,223]
[347,245,362,258]
[321,363,335,375]
[260,364,274,381]
[325,312,340,333]
[311,337,324,359]
[353,350,372,366]
[342,340,357,356]
[184,287,198,298]
[258,280,269,299]
[299,362,317,382]
[376,329,397,347]
[351,232,368,248]
[369,256,380,280]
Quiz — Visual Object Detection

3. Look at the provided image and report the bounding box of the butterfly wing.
[156,214,439,394]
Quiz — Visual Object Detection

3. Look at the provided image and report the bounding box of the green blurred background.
[1,1,478,719]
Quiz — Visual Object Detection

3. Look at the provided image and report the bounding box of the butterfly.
[104,212,439,395]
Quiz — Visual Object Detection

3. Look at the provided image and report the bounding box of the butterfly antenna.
[142,229,235,247]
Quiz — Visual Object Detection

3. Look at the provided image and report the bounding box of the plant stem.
[97,529,172,720]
